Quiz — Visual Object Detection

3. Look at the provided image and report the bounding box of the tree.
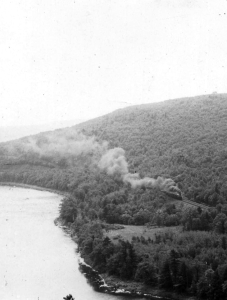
[223,280,227,298]
[200,210,212,230]
[135,261,157,285]
[197,275,209,299]
[208,270,223,300]
[177,260,192,291]
[59,196,78,223]
[106,241,137,280]
[181,207,199,231]
[221,236,227,250]
[159,260,173,289]
[213,213,227,234]
[63,295,74,300]
[169,249,180,283]
[119,241,138,279]
[90,237,114,272]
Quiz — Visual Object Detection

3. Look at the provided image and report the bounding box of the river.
[0,186,152,300]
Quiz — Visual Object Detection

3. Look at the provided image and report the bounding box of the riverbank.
[77,255,196,300]
[57,218,196,300]
[0,182,69,197]
[100,273,196,300]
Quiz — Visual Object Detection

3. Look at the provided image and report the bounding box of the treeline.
[59,208,227,299]
[2,162,227,230]
[2,160,227,230]
[57,189,227,300]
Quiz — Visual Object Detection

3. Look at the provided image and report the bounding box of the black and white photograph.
[0,1,227,299]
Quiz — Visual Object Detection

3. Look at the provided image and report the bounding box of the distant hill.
[0,119,85,142]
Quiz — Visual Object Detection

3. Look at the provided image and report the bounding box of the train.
[145,186,183,200]
[144,184,212,210]
[161,189,182,200]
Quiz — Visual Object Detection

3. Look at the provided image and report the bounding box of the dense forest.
[1,93,227,298]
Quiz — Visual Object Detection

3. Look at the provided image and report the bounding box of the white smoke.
[12,130,108,158]
[6,128,180,195]
[98,147,180,193]
[98,148,128,175]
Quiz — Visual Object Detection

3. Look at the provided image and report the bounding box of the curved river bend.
[0,186,148,300]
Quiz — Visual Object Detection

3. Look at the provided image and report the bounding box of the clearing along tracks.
[182,197,210,210]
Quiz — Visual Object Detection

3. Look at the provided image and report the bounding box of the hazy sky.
[0,0,227,127]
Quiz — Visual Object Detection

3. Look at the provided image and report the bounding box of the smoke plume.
[98,148,128,175]
[4,127,180,195]
[98,147,180,194]
[10,129,108,158]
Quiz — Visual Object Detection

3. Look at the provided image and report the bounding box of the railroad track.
[146,187,211,210]
[182,197,210,210]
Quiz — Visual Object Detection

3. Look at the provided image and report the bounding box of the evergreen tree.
[119,241,137,279]
[169,249,180,283]
[222,265,227,283]
[213,213,227,234]
[59,196,78,223]
[177,261,190,291]
[135,261,157,285]
[208,270,223,300]
[221,236,227,250]
[197,275,209,299]
[159,260,173,289]
[222,280,227,298]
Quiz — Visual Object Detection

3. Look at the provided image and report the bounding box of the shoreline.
[78,260,195,300]
[100,273,196,300]
[0,182,69,197]
[58,219,195,300]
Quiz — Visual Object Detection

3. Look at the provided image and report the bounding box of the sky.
[0,0,227,127]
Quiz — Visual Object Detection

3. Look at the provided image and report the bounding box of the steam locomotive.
[161,188,182,200]
[145,186,182,200]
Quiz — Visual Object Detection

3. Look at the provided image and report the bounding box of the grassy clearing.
[104,224,182,243]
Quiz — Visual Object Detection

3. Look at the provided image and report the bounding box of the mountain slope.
[74,93,227,197]
[0,93,227,218]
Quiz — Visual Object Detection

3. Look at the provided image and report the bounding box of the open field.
[104,224,182,243]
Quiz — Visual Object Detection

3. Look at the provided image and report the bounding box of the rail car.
[145,186,211,209]
[161,190,182,200]
[145,186,182,200]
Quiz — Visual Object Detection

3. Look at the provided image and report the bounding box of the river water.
[0,186,151,300]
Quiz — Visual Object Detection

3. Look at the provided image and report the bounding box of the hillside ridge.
[1,93,227,201]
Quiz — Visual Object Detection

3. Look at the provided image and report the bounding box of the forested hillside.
[76,93,227,200]
[0,94,227,222]
[1,94,227,298]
